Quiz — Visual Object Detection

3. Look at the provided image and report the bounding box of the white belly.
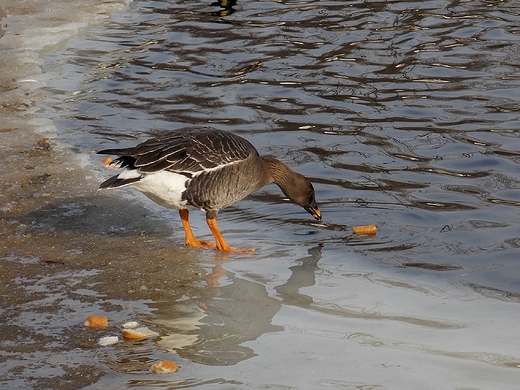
[128,170,191,210]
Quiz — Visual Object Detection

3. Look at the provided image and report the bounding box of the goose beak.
[305,205,322,221]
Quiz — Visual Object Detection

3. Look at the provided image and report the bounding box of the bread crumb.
[151,360,178,374]
[98,336,119,346]
[122,326,159,340]
[84,315,108,329]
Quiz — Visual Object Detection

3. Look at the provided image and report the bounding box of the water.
[1,0,520,389]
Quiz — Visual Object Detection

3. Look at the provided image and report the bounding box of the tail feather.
[105,155,136,170]
[99,174,141,189]
[98,154,142,190]
[97,147,135,156]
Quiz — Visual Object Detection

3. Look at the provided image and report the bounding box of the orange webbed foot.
[185,239,255,253]
[185,239,216,249]
[180,210,219,250]
[215,245,256,254]
[205,217,256,254]
[198,240,217,249]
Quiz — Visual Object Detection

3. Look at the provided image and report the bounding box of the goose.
[98,127,321,253]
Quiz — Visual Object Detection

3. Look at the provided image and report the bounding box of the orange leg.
[179,209,215,249]
[206,217,256,254]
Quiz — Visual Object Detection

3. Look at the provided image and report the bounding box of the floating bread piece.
[101,156,112,166]
[122,321,140,329]
[352,224,377,235]
[151,360,178,374]
[84,315,109,329]
[122,326,159,340]
[98,336,119,346]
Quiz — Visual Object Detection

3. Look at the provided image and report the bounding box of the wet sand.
[0,110,215,389]
[0,2,207,388]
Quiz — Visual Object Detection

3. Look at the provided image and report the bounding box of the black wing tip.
[97,148,134,156]
[98,175,141,190]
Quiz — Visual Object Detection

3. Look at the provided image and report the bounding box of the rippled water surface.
[2,0,520,388]
[48,0,520,287]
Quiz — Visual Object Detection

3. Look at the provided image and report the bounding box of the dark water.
[47,0,520,290]
[3,0,520,388]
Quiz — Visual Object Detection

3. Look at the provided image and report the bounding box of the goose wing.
[98,127,257,176]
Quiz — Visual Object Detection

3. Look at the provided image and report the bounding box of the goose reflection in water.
[154,245,323,365]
